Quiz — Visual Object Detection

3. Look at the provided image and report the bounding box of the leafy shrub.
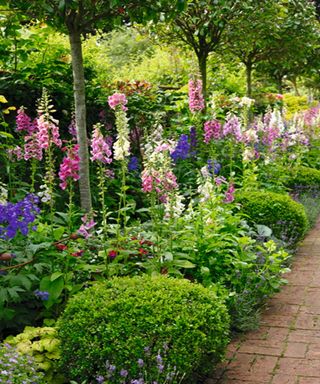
[283,93,310,120]
[57,275,230,383]
[5,326,63,383]
[287,166,320,189]
[0,342,45,383]
[236,191,308,245]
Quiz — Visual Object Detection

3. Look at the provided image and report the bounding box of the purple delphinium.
[189,126,197,156]
[34,290,49,301]
[0,194,40,240]
[171,134,190,162]
[128,156,139,172]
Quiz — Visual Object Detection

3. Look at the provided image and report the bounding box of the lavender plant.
[0,343,45,383]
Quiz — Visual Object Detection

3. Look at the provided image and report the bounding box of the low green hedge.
[287,166,320,189]
[57,275,230,383]
[236,191,308,245]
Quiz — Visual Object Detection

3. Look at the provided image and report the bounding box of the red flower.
[55,244,68,251]
[108,250,118,260]
[71,250,84,257]
[138,248,148,255]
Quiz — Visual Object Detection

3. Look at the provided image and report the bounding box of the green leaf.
[40,275,64,303]
[53,227,65,241]
[50,272,64,282]
[28,242,52,255]
[0,131,14,139]
[174,260,196,269]
[256,224,272,237]
[9,275,32,290]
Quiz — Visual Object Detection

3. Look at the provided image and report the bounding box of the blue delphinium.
[171,134,190,162]
[128,156,139,172]
[0,194,40,240]
[34,290,50,301]
[207,159,221,176]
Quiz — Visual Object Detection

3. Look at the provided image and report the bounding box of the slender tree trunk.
[245,62,252,97]
[277,75,283,94]
[69,29,92,212]
[197,52,208,108]
[291,77,300,96]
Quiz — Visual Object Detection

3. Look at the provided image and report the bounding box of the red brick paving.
[206,220,320,384]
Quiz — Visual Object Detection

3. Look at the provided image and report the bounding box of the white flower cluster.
[0,182,8,204]
[113,109,130,161]
[38,183,51,203]
[164,193,185,220]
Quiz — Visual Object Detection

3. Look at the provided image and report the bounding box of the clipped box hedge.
[236,191,308,245]
[286,166,320,189]
[57,275,230,383]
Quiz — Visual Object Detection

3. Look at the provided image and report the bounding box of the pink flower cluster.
[142,169,178,203]
[58,144,80,190]
[16,107,37,134]
[90,125,112,164]
[77,214,96,239]
[188,79,205,113]
[108,93,128,111]
[224,182,235,203]
[24,133,43,161]
[303,105,320,128]
[204,120,222,143]
[37,115,62,149]
[7,145,24,161]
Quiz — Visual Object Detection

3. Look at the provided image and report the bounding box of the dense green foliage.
[236,191,308,245]
[287,166,320,189]
[57,276,230,383]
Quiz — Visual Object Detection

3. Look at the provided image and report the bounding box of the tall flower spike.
[204,120,222,143]
[37,114,62,149]
[16,106,36,134]
[171,134,190,161]
[24,121,43,162]
[188,79,205,113]
[108,92,130,161]
[223,114,242,141]
[90,123,112,164]
[58,144,80,190]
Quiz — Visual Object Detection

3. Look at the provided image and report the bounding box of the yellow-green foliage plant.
[283,94,316,120]
[5,326,64,383]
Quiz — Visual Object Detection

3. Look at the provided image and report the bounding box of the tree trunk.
[291,77,300,96]
[197,52,208,109]
[69,29,92,212]
[277,75,283,94]
[245,62,252,97]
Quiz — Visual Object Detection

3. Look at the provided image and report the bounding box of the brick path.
[206,220,320,384]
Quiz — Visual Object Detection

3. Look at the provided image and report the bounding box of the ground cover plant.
[1,1,320,382]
